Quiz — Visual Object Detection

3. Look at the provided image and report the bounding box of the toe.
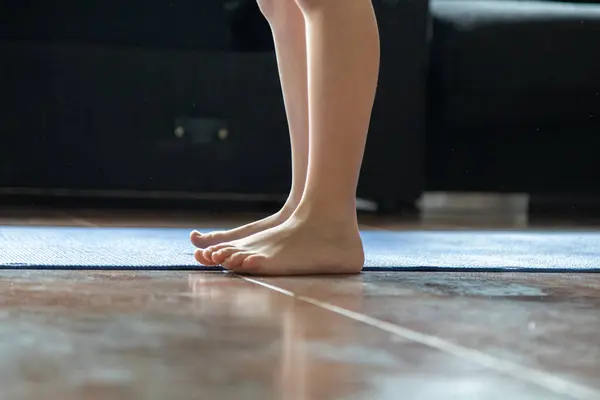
[190,231,221,248]
[202,248,214,262]
[203,243,235,260]
[202,244,230,262]
[190,230,205,246]
[194,249,217,266]
[207,243,235,253]
[221,252,252,270]
[211,247,240,265]
[236,254,267,274]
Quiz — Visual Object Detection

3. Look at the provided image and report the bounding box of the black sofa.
[426,0,600,202]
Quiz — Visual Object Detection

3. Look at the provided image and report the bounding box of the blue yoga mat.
[0,226,599,272]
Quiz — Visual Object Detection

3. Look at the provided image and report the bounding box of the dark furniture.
[426,0,600,200]
[4,0,599,214]
[0,0,430,212]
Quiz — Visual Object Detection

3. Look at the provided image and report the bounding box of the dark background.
[1,0,599,215]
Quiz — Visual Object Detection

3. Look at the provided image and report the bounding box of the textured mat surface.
[1,226,599,272]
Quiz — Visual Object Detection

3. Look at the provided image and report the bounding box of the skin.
[191,0,380,275]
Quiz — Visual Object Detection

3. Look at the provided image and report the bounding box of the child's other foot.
[195,212,364,276]
[190,203,296,251]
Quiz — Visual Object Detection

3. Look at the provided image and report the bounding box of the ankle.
[291,199,358,227]
[277,197,301,219]
[283,189,304,210]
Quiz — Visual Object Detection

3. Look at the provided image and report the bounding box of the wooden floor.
[1,208,599,400]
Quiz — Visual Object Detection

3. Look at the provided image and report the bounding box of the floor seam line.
[241,276,600,400]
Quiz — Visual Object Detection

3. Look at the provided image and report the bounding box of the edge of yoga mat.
[1,264,599,273]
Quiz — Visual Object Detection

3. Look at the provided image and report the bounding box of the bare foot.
[190,204,296,249]
[194,214,364,275]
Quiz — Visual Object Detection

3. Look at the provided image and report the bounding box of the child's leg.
[198,0,380,275]
[191,0,308,253]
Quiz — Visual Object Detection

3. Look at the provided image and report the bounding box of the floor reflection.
[187,273,366,400]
